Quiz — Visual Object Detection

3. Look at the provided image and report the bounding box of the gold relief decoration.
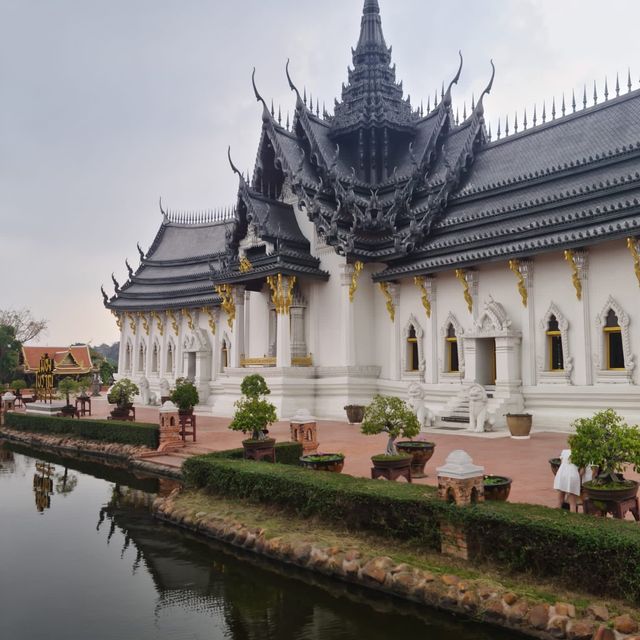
[137,312,150,336]
[167,309,179,336]
[126,312,137,335]
[215,285,236,328]
[627,237,640,287]
[413,276,431,318]
[349,261,364,303]
[239,257,253,273]
[508,260,528,308]
[151,311,164,336]
[266,274,297,315]
[182,308,195,331]
[202,307,217,335]
[378,282,395,322]
[563,250,582,301]
[112,311,123,331]
[455,269,473,313]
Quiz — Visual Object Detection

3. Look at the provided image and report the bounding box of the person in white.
[554,449,593,512]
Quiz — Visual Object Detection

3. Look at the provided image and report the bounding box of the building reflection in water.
[0,440,15,475]
[33,462,55,513]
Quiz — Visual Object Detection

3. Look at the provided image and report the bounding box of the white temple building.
[104,0,640,430]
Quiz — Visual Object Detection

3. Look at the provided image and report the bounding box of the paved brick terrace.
[12,395,600,509]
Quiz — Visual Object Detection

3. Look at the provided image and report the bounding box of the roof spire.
[355,0,388,62]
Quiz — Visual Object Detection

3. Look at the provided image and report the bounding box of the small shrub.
[361,395,420,455]
[170,378,199,412]
[108,378,139,408]
[229,374,277,441]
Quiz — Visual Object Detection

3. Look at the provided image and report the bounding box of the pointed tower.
[330,0,419,182]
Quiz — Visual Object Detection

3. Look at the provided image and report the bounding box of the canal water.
[0,441,524,640]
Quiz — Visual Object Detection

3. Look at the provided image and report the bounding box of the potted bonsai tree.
[57,378,79,417]
[107,378,139,420]
[569,409,640,504]
[362,395,420,481]
[229,374,278,461]
[170,378,199,416]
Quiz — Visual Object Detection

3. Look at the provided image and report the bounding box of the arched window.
[138,344,146,372]
[406,325,419,372]
[446,324,459,373]
[546,315,564,371]
[166,342,174,374]
[221,339,230,371]
[604,309,625,370]
[124,342,132,372]
[151,342,159,373]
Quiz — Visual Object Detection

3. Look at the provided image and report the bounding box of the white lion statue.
[407,382,435,430]
[138,376,159,406]
[468,383,495,433]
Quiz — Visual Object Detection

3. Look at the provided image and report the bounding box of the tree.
[0,325,21,384]
[361,395,420,456]
[0,308,47,344]
[229,374,277,441]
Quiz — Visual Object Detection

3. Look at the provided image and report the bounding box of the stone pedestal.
[437,450,485,505]
[290,409,318,453]
[157,401,184,453]
[437,450,485,560]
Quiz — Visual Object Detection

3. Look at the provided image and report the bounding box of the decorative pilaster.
[386,284,401,381]
[378,282,396,322]
[564,250,583,301]
[349,261,364,302]
[515,260,536,386]
[151,311,164,337]
[455,269,477,317]
[627,237,640,287]
[266,275,296,368]
[231,286,246,368]
[414,276,432,318]
[181,308,195,331]
[167,309,179,336]
[244,290,251,357]
[574,251,592,385]
[340,264,357,367]
[424,277,438,384]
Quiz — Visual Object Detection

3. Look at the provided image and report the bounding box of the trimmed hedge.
[5,412,159,449]
[183,454,640,602]
[200,441,303,466]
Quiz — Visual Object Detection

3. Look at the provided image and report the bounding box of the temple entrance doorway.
[475,338,496,386]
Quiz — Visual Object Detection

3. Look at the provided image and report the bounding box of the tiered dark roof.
[105,0,640,311]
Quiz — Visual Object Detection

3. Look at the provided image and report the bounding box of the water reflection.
[0,440,15,474]
[33,461,55,513]
[0,443,524,640]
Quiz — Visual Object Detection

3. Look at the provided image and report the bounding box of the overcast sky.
[2,0,639,347]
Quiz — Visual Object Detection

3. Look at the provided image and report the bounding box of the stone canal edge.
[3,427,639,640]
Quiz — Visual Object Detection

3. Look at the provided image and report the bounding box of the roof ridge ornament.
[443,51,463,107]
[252,68,272,122]
[285,59,305,109]
[227,146,245,183]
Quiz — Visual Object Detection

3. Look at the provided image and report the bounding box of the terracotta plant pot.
[344,405,365,424]
[242,438,276,463]
[583,479,639,503]
[483,475,512,501]
[506,413,533,439]
[396,441,436,478]
[371,455,412,470]
[549,458,561,476]
[300,453,345,473]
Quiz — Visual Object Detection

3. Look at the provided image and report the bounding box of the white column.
[388,284,401,381]
[575,251,593,386]
[210,308,220,380]
[275,276,294,368]
[291,307,306,358]
[519,260,536,386]
[231,286,246,368]
[425,277,438,384]
[340,264,357,367]
[244,290,251,357]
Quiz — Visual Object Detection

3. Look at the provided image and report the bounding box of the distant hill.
[93,342,119,364]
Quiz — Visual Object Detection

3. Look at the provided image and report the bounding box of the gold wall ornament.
[126,312,137,335]
[266,274,297,315]
[151,311,164,336]
[215,284,236,328]
[112,311,123,331]
[167,309,179,336]
[413,276,431,318]
[563,250,582,301]
[239,257,253,273]
[627,237,640,287]
[202,307,217,335]
[455,269,473,313]
[378,282,395,322]
[181,308,195,331]
[349,261,365,302]
[137,312,150,336]
[508,260,528,308]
